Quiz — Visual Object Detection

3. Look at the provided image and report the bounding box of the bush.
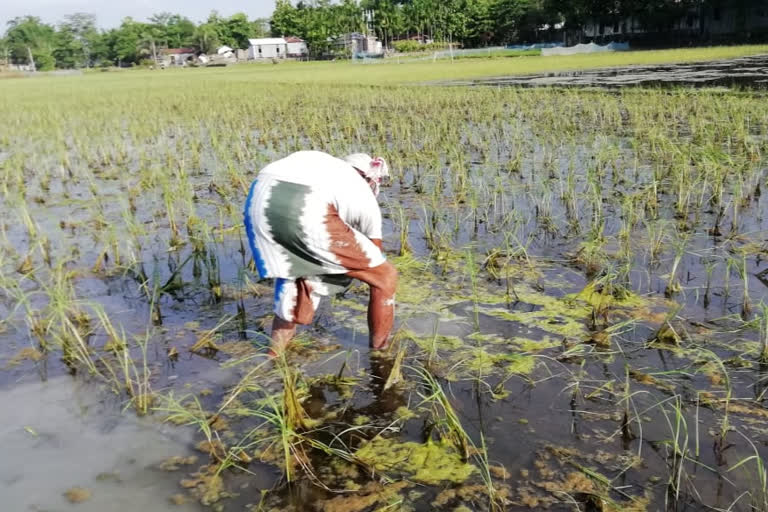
[32,51,56,71]
[392,40,456,53]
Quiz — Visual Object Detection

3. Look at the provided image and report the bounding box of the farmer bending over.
[244,151,398,355]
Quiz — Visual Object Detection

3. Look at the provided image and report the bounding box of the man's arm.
[371,238,383,250]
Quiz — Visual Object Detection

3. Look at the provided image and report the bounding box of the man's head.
[344,153,389,197]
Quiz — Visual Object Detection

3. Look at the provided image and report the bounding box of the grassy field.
[2,45,768,511]
[0,43,759,88]
[149,44,768,84]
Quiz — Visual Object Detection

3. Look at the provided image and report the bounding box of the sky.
[0,0,276,29]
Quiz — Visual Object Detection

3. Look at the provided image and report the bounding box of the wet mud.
[443,54,768,89]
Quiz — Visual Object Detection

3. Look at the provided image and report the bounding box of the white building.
[583,5,768,39]
[248,38,288,60]
[285,37,309,58]
[336,33,383,56]
[160,48,197,67]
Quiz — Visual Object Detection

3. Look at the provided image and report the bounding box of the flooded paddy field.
[2,71,768,511]
[444,54,768,89]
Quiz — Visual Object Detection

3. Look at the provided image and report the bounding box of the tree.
[271,0,302,37]
[91,29,117,66]
[194,21,221,54]
[56,13,99,68]
[251,18,270,39]
[5,16,56,69]
[165,15,196,48]
[53,26,82,68]
[463,0,496,46]
[149,12,196,48]
[137,24,163,62]
[113,17,142,64]
[226,13,254,49]
[0,37,8,66]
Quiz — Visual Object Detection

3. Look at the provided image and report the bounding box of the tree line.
[272,0,756,52]
[0,0,753,70]
[0,12,269,70]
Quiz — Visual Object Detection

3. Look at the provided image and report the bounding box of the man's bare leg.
[368,285,395,349]
[347,262,398,350]
[269,278,316,356]
[270,316,296,356]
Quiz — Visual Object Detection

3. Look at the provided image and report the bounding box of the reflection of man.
[244,151,398,355]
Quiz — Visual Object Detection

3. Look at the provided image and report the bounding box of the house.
[217,45,234,57]
[285,37,308,58]
[582,4,768,41]
[161,48,196,66]
[248,38,288,59]
[335,32,383,56]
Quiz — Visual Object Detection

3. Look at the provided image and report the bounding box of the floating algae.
[478,277,672,340]
[4,347,44,368]
[179,464,228,506]
[63,486,92,503]
[317,481,410,512]
[355,436,476,485]
[461,347,536,376]
[158,455,199,471]
[432,483,511,508]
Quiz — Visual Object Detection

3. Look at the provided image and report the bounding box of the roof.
[162,48,196,55]
[284,36,305,43]
[248,38,286,46]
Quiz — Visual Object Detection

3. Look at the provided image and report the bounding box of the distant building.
[394,35,434,45]
[285,37,309,58]
[582,4,768,41]
[161,48,196,66]
[248,38,288,59]
[335,32,383,56]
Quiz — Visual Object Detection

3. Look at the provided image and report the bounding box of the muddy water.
[0,377,203,511]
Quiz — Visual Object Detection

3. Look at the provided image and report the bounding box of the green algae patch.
[460,347,536,376]
[467,331,506,345]
[392,253,440,306]
[570,281,646,310]
[512,336,560,352]
[482,306,589,338]
[410,332,465,351]
[506,353,536,375]
[395,405,418,420]
[356,436,476,484]
[317,481,410,512]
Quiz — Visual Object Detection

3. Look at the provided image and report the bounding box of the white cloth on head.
[343,153,389,196]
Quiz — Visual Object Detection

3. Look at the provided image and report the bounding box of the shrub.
[392,40,456,53]
[32,52,56,71]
